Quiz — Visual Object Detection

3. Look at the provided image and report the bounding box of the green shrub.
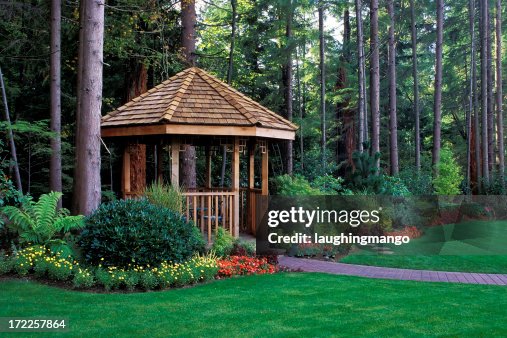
[311,175,353,195]
[47,261,73,281]
[73,268,95,289]
[140,270,159,290]
[124,270,140,291]
[348,148,383,193]
[273,174,323,195]
[33,257,50,277]
[273,174,353,195]
[293,147,338,181]
[399,168,433,195]
[79,198,205,268]
[0,254,13,275]
[144,182,184,214]
[0,173,22,231]
[433,147,464,195]
[95,267,117,291]
[380,176,411,196]
[482,176,507,195]
[212,227,234,257]
[230,240,256,257]
[1,191,84,256]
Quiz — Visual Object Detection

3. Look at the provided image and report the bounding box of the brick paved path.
[278,256,507,285]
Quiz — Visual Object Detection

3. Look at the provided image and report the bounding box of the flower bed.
[0,246,218,291]
[0,246,280,291]
[217,256,277,277]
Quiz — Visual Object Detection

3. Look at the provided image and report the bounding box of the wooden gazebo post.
[262,142,269,196]
[122,145,131,198]
[232,137,240,237]
[205,146,211,189]
[171,136,179,186]
[248,140,256,233]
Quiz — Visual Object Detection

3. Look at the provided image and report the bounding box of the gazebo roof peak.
[101,67,297,139]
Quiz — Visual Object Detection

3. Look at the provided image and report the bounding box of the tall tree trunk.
[0,67,22,193]
[387,0,398,175]
[336,9,353,171]
[496,0,504,187]
[318,0,326,167]
[410,0,421,171]
[221,0,238,186]
[73,0,104,215]
[355,0,365,151]
[181,0,196,65]
[126,62,148,102]
[486,1,494,177]
[467,0,477,193]
[72,0,85,212]
[282,0,294,174]
[181,0,196,189]
[370,0,380,166]
[473,0,482,192]
[299,41,307,170]
[227,0,237,84]
[50,0,62,205]
[432,0,444,173]
[296,45,304,170]
[480,0,490,185]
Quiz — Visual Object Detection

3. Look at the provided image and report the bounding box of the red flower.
[217,256,277,277]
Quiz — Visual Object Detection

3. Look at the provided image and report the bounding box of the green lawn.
[1,274,507,337]
[340,254,507,274]
[341,220,507,273]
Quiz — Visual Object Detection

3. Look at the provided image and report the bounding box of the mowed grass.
[1,273,507,337]
[341,220,507,273]
[340,254,507,274]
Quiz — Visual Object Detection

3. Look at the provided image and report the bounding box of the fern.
[1,192,84,253]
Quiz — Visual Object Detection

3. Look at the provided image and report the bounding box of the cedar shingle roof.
[101,67,298,132]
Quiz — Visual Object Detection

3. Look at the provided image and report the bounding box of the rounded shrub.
[79,199,205,268]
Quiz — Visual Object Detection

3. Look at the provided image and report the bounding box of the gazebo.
[101,67,297,241]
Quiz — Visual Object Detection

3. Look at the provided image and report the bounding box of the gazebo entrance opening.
[120,135,270,242]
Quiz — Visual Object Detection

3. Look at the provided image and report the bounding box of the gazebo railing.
[182,187,262,243]
[182,190,236,243]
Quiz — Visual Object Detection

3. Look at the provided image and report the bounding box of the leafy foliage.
[273,174,323,195]
[1,192,84,255]
[399,168,433,195]
[273,174,352,195]
[144,182,184,214]
[380,176,411,196]
[211,227,235,257]
[433,148,464,195]
[230,240,256,257]
[79,199,205,268]
[348,149,382,193]
[312,175,352,195]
